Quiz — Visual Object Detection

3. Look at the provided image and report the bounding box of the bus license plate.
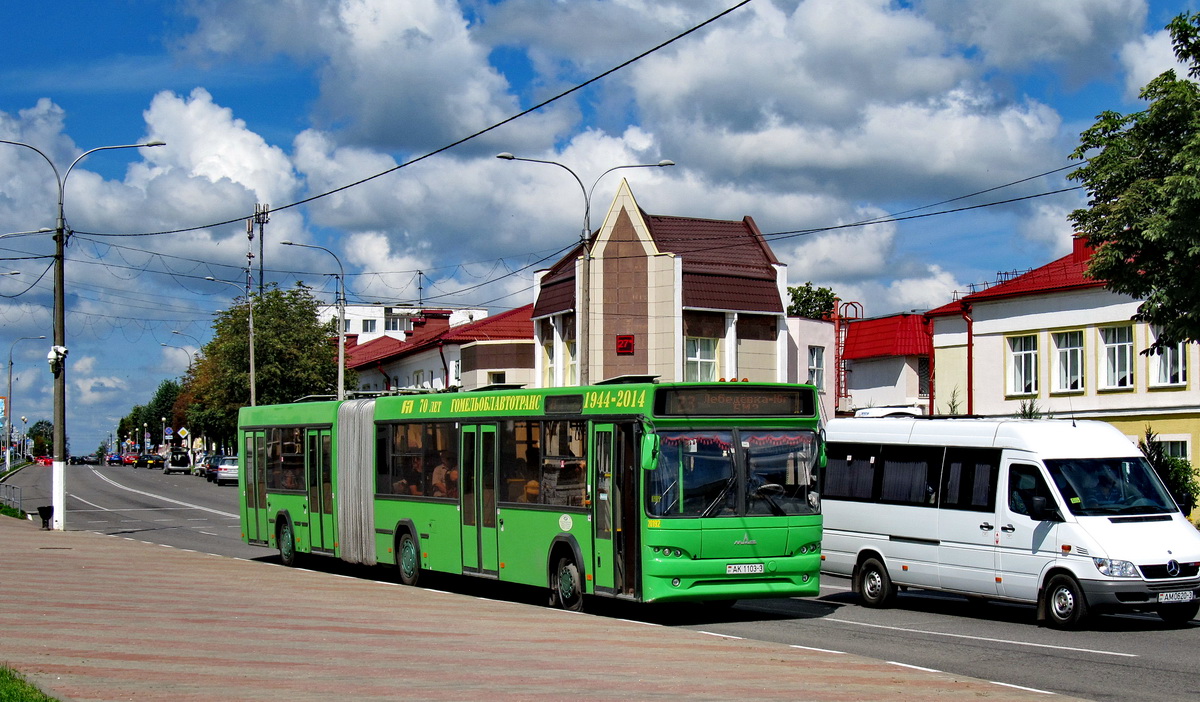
[1158,590,1194,603]
[727,563,764,575]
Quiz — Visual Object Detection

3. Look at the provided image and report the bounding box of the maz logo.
[734,533,757,546]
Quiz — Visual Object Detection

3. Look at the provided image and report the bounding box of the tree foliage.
[1068,12,1200,351]
[1140,428,1200,514]
[787,281,837,319]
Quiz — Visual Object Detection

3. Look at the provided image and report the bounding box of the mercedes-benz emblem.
[1166,559,1181,577]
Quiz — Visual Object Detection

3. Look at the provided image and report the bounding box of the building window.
[413,369,424,387]
[1101,326,1134,389]
[542,337,556,387]
[685,337,718,382]
[564,339,577,386]
[1151,326,1187,386]
[343,318,351,333]
[1052,330,1084,392]
[489,371,507,385]
[385,316,403,332]
[1008,335,1038,395]
[362,319,376,333]
[917,357,930,398]
[1155,440,1190,460]
[806,346,824,390]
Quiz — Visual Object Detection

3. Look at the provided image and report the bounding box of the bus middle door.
[305,428,334,553]
[461,424,499,577]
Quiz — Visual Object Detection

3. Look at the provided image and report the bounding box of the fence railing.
[0,483,21,513]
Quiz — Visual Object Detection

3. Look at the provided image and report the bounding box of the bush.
[1140,428,1200,514]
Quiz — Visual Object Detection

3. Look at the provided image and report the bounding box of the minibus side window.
[878,445,941,506]
[1007,464,1051,517]
[824,442,878,501]
[941,448,1000,512]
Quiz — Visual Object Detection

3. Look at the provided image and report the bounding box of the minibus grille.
[1139,562,1200,580]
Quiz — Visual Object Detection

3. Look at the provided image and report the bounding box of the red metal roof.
[928,237,1103,317]
[347,305,533,369]
[842,314,931,360]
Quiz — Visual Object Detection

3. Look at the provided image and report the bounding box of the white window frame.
[564,339,577,386]
[385,316,403,332]
[685,337,718,382]
[806,346,825,390]
[1100,326,1134,389]
[1052,330,1084,392]
[1150,326,1188,387]
[362,319,376,334]
[1007,334,1038,395]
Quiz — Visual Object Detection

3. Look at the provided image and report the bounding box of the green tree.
[188,283,356,444]
[1068,12,1200,351]
[1140,428,1200,514]
[787,281,837,319]
[27,419,51,457]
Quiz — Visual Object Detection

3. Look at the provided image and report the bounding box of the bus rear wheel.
[278,520,297,568]
[397,532,421,587]
[553,556,584,612]
[857,557,897,607]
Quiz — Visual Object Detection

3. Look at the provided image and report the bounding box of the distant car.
[122,454,137,465]
[107,453,122,465]
[135,453,164,469]
[164,449,191,475]
[35,456,52,466]
[215,456,239,486]
[204,454,224,482]
[82,454,99,465]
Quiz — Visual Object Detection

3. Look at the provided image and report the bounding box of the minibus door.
[997,462,1057,602]
[936,449,1001,596]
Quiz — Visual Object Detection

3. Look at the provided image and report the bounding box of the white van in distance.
[821,417,1200,628]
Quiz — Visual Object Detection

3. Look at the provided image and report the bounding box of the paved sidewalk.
[0,517,1074,701]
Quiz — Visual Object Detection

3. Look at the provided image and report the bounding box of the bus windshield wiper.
[701,475,736,518]
[751,483,788,516]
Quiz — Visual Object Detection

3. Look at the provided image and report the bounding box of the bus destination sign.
[655,387,813,417]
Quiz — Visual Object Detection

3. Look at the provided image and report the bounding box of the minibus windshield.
[1044,457,1178,516]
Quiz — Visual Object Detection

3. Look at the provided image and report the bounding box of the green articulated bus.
[238,379,824,610]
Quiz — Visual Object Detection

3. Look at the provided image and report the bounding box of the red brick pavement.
[0,517,1075,701]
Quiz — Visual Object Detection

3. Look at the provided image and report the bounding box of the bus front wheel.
[858,557,897,607]
[278,520,297,568]
[397,532,421,587]
[553,556,584,612]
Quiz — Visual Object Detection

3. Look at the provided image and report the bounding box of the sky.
[0,0,1194,453]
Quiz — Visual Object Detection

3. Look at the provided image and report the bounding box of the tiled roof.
[927,237,1104,317]
[347,305,533,369]
[843,314,931,360]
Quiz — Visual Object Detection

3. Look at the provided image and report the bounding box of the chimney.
[1072,235,1094,263]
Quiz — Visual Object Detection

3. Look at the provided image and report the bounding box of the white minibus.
[821,417,1200,628]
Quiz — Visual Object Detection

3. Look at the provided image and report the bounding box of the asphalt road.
[6,462,1199,701]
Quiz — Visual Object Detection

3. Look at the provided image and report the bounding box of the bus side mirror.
[641,434,660,469]
[1030,496,1063,522]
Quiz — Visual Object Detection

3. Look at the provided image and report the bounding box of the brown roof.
[533,210,784,317]
[347,305,533,370]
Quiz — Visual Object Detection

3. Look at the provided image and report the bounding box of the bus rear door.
[461,424,499,576]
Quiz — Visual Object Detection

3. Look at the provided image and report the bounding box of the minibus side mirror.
[1029,496,1063,522]
[641,433,660,470]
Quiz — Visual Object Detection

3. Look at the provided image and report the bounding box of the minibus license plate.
[1158,590,1194,603]
[727,563,764,575]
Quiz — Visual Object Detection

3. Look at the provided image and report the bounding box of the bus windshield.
[646,429,820,518]
[1044,457,1178,516]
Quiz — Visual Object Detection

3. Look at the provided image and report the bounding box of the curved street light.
[495,153,674,385]
[280,241,346,400]
[205,277,256,407]
[0,138,164,530]
[6,335,46,473]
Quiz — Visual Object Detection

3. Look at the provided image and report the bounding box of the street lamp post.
[161,342,196,372]
[496,153,674,385]
[0,138,164,530]
[6,335,45,473]
[280,241,346,400]
[205,277,255,406]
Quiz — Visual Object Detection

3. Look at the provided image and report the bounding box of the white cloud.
[1120,27,1189,99]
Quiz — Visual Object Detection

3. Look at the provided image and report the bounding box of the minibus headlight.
[1093,557,1139,578]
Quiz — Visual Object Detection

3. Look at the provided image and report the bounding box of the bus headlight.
[1093,557,1139,578]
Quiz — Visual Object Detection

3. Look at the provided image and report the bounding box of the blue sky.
[0,0,1194,451]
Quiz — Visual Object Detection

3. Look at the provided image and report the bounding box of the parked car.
[107,453,122,465]
[203,454,224,482]
[165,448,191,475]
[122,454,137,465]
[135,453,164,469]
[35,455,52,466]
[215,456,239,486]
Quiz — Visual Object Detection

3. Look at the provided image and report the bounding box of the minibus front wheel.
[1157,601,1199,627]
[857,557,897,607]
[1043,574,1088,629]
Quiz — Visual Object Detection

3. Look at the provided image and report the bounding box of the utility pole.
[254,204,269,297]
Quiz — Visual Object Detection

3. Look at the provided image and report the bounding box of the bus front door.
[592,425,616,592]
[461,424,499,577]
[306,429,334,553]
[244,431,268,544]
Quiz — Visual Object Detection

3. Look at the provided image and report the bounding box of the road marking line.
[698,631,743,640]
[826,618,1137,657]
[989,681,1056,695]
[790,645,846,654]
[889,661,940,673]
[87,469,238,518]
